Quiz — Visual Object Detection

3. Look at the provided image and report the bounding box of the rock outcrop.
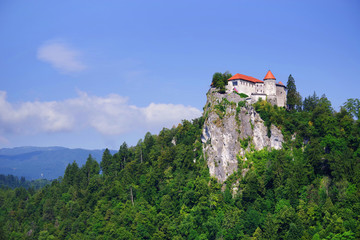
[201,89,284,183]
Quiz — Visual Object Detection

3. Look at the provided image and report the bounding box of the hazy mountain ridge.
[0,146,116,180]
[0,146,68,155]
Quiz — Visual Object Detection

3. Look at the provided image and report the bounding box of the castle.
[226,70,287,107]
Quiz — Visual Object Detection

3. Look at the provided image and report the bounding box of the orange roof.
[276,81,286,88]
[228,73,263,83]
[264,70,276,80]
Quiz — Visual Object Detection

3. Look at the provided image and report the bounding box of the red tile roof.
[228,73,263,83]
[276,81,286,88]
[264,70,276,80]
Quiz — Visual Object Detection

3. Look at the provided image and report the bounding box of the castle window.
[233,81,238,86]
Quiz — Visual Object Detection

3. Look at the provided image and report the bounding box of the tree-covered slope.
[0,94,359,239]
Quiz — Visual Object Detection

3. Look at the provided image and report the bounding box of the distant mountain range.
[0,146,116,180]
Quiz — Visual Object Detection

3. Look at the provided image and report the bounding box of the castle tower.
[276,81,287,107]
[263,70,277,105]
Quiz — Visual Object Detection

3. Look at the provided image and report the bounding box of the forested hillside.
[0,93,359,239]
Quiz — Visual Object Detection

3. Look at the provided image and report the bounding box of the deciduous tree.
[212,71,231,93]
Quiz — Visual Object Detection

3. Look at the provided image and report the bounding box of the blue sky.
[0,0,359,149]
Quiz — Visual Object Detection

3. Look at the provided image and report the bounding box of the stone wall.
[264,79,276,96]
[250,93,267,104]
[276,85,286,107]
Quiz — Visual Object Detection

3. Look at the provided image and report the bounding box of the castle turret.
[263,70,277,105]
[276,81,287,107]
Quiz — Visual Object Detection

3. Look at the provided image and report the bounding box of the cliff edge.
[201,89,284,183]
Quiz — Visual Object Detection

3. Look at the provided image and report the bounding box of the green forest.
[1,77,360,239]
[0,174,51,190]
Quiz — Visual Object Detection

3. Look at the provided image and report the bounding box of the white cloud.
[0,91,202,136]
[144,103,201,126]
[37,41,86,73]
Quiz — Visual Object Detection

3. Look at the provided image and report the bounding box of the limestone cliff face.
[201,89,283,183]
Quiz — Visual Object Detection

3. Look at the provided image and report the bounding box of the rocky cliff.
[201,89,284,183]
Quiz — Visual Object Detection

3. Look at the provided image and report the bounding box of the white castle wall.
[255,83,264,93]
[227,80,257,96]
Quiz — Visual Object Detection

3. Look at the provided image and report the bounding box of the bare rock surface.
[202,89,284,182]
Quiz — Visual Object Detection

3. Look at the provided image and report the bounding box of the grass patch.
[235,92,249,98]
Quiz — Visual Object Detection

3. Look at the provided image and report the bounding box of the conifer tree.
[100,148,113,176]
[118,142,129,170]
[303,92,319,112]
[82,154,100,186]
[286,74,302,110]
